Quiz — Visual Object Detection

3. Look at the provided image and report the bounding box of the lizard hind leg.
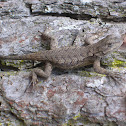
[25,62,53,93]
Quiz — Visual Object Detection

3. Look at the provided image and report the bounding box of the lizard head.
[94,34,123,57]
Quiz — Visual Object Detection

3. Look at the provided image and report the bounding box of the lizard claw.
[108,72,125,85]
[25,72,38,93]
[30,74,38,87]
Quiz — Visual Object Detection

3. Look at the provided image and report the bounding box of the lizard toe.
[25,74,39,93]
[109,72,125,85]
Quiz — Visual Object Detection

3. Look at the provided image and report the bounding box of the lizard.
[0,29,124,91]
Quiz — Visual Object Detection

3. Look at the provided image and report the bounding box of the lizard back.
[44,46,93,69]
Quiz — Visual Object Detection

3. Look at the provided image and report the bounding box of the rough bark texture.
[0,0,126,126]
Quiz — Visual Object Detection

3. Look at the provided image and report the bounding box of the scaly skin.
[0,35,122,69]
[0,32,123,91]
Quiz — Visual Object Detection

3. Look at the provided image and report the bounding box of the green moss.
[73,113,81,120]
[63,114,98,126]
[1,60,6,65]
[6,122,12,126]
[1,60,25,68]
[10,107,15,112]
[102,56,126,68]
[63,114,118,126]
[78,71,105,77]
[111,59,126,67]
[0,71,17,77]
[78,71,92,77]
[1,59,34,70]
[63,114,81,125]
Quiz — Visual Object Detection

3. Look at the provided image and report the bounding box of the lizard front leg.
[93,57,122,84]
[26,62,53,92]
[26,28,57,92]
[39,27,58,49]
[31,62,52,84]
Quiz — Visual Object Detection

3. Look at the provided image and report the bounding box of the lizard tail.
[0,53,44,61]
[0,55,26,60]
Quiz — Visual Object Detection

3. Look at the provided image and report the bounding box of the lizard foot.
[108,72,125,85]
[30,72,39,86]
[25,72,38,93]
